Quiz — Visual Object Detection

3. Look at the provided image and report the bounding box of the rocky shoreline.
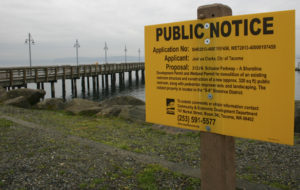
[1,87,300,133]
[0,87,146,123]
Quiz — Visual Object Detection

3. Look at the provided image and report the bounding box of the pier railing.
[0,62,144,88]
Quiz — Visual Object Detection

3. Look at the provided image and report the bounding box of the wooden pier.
[0,62,145,99]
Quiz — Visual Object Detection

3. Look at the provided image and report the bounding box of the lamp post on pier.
[104,42,108,63]
[25,33,35,71]
[138,48,141,63]
[124,45,127,63]
[74,39,80,66]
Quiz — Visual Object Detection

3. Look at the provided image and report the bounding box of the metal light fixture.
[104,42,108,64]
[74,39,80,66]
[25,33,35,69]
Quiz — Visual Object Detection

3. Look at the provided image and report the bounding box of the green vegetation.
[137,165,162,190]
[121,168,134,176]
[0,118,14,128]
[136,164,201,190]
[240,173,254,181]
[79,183,88,189]
[3,108,201,165]
[295,135,300,142]
[0,180,4,187]
[88,178,105,188]
[269,182,289,190]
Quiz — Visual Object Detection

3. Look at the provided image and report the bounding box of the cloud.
[0,0,299,63]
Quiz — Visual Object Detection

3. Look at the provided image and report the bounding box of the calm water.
[295,58,300,100]
[7,59,300,102]
[27,71,145,102]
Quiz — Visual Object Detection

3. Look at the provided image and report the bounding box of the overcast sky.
[0,0,299,65]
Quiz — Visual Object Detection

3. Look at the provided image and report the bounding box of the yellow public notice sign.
[145,10,295,145]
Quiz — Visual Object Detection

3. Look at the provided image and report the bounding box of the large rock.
[5,88,45,105]
[3,96,31,108]
[96,96,145,121]
[0,86,6,94]
[97,105,145,122]
[295,100,300,133]
[64,98,102,115]
[77,107,103,116]
[100,96,145,107]
[37,98,65,110]
[97,106,123,117]
[119,105,145,122]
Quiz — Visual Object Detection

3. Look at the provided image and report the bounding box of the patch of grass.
[187,177,201,186]
[146,127,166,135]
[26,152,35,157]
[136,164,202,189]
[106,171,120,181]
[184,131,201,138]
[92,178,104,185]
[247,139,256,143]
[111,173,119,180]
[119,144,130,150]
[79,183,88,189]
[88,166,95,172]
[9,169,14,175]
[235,138,243,145]
[38,164,46,169]
[137,164,164,190]
[240,173,254,181]
[99,186,109,190]
[0,118,13,128]
[269,182,289,190]
[121,168,134,176]
[133,147,144,153]
[89,178,104,188]
[244,166,253,172]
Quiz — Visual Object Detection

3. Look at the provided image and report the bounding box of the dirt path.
[1,115,201,178]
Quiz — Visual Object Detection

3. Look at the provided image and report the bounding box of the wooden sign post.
[197,4,236,190]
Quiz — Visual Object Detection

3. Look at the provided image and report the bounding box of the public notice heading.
[145,10,295,145]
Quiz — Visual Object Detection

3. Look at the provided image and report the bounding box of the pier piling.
[129,71,132,83]
[96,75,99,91]
[81,77,85,92]
[62,79,66,100]
[51,81,55,98]
[101,75,104,89]
[71,79,74,95]
[136,70,139,84]
[111,74,116,88]
[87,76,90,92]
[142,70,145,83]
[92,76,96,92]
[74,79,77,97]
[105,74,109,89]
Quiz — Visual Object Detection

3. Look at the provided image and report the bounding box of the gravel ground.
[0,105,299,189]
[235,138,300,189]
[0,117,201,189]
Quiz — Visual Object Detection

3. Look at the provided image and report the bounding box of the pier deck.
[0,62,145,99]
